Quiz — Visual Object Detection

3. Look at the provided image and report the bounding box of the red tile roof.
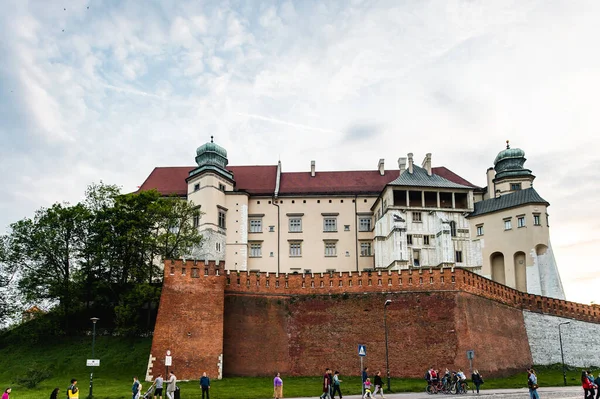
[137,165,479,197]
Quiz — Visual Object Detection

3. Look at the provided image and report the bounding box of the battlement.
[163,259,600,324]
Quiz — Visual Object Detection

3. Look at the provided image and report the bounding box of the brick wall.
[149,260,226,380]
[151,260,600,380]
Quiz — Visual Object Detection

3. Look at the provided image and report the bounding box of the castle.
[142,140,600,382]
[138,138,564,299]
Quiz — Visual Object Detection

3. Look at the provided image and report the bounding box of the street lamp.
[558,321,570,386]
[89,317,100,399]
[384,299,392,392]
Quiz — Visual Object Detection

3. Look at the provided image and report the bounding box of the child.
[363,378,373,399]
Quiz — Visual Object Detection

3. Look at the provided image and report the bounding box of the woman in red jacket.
[582,371,596,399]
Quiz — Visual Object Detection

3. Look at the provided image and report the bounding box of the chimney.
[487,167,496,198]
[378,159,385,176]
[408,153,414,174]
[310,160,316,177]
[421,153,432,176]
[398,157,407,176]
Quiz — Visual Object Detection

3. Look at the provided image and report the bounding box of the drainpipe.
[355,195,359,272]
[272,161,282,274]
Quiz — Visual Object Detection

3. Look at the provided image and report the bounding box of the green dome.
[196,140,227,158]
[493,141,531,180]
[194,136,229,170]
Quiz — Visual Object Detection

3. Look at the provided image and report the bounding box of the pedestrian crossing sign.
[358,344,367,357]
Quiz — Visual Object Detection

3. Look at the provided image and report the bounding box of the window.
[219,183,226,191]
[504,219,512,230]
[361,242,372,256]
[269,225,275,232]
[218,210,226,229]
[249,218,262,233]
[169,223,179,234]
[476,225,484,236]
[323,218,337,232]
[289,218,302,232]
[193,214,199,228]
[423,236,430,245]
[194,183,200,191]
[533,214,541,226]
[546,213,550,227]
[455,251,463,263]
[412,212,422,222]
[216,242,221,252]
[511,183,522,191]
[359,217,372,232]
[518,216,526,228]
[344,225,350,231]
[289,242,302,257]
[449,221,457,237]
[250,243,262,257]
[407,234,413,245]
[324,242,337,257]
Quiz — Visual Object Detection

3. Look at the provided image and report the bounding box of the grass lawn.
[0,334,590,399]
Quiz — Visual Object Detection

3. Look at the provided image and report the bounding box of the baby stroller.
[142,381,156,399]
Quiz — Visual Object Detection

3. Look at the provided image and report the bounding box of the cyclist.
[456,370,467,393]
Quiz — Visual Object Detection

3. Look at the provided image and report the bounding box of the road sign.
[165,356,172,366]
[466,350,474,360]
[358,345,367,357]
[166,350,171,356]
[86,359,100,367]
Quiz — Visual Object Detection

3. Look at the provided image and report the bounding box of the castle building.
[138,139,565,299]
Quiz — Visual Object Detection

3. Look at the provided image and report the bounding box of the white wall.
[523,311,600,367]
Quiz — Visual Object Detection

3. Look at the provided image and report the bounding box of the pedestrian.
[328,368,334,399]
[331,371,342,399]
[527,368,540,399]
[372,371,384,399]
[363,378,373,399]
[200,372,211,399]
[153,374,164,399]
[67,379,79,399]
[471,369,484,394]
[362,367,369,395]
[1,388,11,399]
[132,376,142,399]
[273,372,283,399]
[49,388,60,399]
[587,371,597,399]
[319,368,331,399]
[166,371,177,399]
[583,371,595,399]
[595,373,600,399]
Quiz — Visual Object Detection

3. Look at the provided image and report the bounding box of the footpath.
[285,386,582,399]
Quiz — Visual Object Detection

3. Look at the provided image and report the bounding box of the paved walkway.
[286,386,582,399]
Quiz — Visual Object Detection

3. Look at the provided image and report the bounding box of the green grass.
[0,332,592,399]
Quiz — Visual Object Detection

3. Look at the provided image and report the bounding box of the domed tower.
[186,137,235,263]
[487,141,535,197]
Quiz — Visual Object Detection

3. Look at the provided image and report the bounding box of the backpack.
[425,372,430,381]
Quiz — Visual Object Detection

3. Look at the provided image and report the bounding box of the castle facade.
[139,139,564,299]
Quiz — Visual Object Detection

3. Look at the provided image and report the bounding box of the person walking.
[153,374,164,399]
[331,371,342,399]
[273,372,283,399]
[372,371,384,399]
[471,369,484,394]
[595,373,600,399]
[166,371,177,399]
[1,388,11,399]
[67,379,79,399]
[200,372,211,399]
[132,376,142,399]
[527,368,540,399]
[319,368,331,399]
[362,367,369,396]
[582,371,595,399]
[49,388,60,399]
[363,378,373,399]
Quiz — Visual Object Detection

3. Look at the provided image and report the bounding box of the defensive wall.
[148,260,600,381]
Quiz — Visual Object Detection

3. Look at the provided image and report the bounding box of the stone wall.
[523,311,600,368]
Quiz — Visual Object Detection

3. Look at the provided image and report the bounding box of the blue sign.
[358,345,367,357]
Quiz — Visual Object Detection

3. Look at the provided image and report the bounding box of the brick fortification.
[149,260,600,380]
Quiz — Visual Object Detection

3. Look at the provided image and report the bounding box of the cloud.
[0,0,599,304]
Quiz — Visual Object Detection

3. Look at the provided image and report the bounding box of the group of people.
[425,367,484,394]
[361,367,386,399]
[581,370,600,399]
[315,368,345,399]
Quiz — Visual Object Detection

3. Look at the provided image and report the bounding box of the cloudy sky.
[1,0,598,304]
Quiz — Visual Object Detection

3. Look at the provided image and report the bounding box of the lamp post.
[384,299,392,392]
[558,321,570,386]
[89,317,100,399]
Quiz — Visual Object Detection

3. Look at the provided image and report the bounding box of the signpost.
[86,359,100,367]
[165,350,172,377]
[466,350,475,372]
[358,345,367,395]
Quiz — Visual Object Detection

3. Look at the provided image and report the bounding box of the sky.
[0,0,598,304]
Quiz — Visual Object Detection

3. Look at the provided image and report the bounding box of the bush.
[14,365,52,388]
